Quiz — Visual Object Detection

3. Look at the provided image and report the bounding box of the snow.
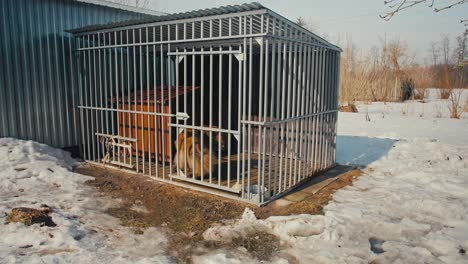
[1,89,468,263]
[197,90,468,263]
[0,138,171,263]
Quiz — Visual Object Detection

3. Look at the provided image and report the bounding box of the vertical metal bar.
[227,45,232,188]
[334,52,340,165]
[102,33,108,162]
[192,47,196,181]
[175,48,180,177]
[267,20,275,196]
[284,26,294,190]
[117,30,127,164]
[114,31,120,166]
[247,17,253,200]
[328,51,332,167]
[92,34,100,162]
[183,48,188,179]
[241,16,247,199]
[208,20,213,185]
[126,30,133,168]
[257,35,265,203]
[168,24,173,180]
[120,31,126,166]
[312,48,320,173]
[87,35,94,161]
[317,48,325,171]
[133,29,139,172]
[218,46,223,186]
[237,17,243,191]
[139,29,145,174]
[261,34,269,203]
[311,44,318,173]
[273,22,282,196]
[304,43,313,178]
[184,48,188,179]
[200,46,205,182]
[278,22,287,193]
[293,40,304,183]
[98,33,105,161]
[160,25,165,179]
[77,38,86,160]
[153,26,159,178]
[146,27,152,177]
[108,33,115,164]
[209,44,213,184]
[321,48,327,171]
[289,33,299,186]
[97,34,103,161]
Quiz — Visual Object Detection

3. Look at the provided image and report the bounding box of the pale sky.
[141,0,467,63]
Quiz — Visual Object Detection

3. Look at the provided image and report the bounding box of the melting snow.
[0,138,171,263]
[1,89,468,263]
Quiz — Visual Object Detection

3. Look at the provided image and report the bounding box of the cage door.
[167,48,244,193]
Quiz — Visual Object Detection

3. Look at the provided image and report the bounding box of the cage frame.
[71,3,341,205]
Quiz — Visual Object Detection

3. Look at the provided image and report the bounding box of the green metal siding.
[0,0,151,147]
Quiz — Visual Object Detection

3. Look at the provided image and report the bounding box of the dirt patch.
[230,231,280,260]
[6,205,56,227]
[79,165,246,239]
[168,230,281,262]
[76,164,361,262]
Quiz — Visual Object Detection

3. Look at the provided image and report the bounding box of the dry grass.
[447,89,464,119]
[339,103,358,113]
[439,88,452,100]
[6,206,56,227]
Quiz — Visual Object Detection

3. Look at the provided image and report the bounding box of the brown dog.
[174,129,219,178]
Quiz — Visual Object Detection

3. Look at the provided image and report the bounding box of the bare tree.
[430,42,440,66]
[295,17,317,32]
[111,0,149,8]
[441,34,451,66]
[381,0,468,21]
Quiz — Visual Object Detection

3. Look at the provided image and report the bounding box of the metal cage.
[71,3,341,205]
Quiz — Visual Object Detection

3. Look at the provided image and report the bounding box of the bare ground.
[76,163,361,262]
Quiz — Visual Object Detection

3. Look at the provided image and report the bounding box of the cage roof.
[69,2,341,51]
[68,2,265,34]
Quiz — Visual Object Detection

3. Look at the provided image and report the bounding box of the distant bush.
[439,89,451,99]
[400,78,414,101]
[412,88,427,100]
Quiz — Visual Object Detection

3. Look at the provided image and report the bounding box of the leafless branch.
[380,0,426,21]
[381,0,468,21]
[434,0,468,12]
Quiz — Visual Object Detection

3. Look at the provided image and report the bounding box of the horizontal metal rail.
[168,123,240,135]
[95,132,137,142]
[77,105,175,117]
[266,34,336,51]
[170,174,241,194]
[168,49,242,56]
[76,33,268,51]
[240,109,338,126]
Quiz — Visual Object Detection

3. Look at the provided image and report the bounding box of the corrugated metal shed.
[0,0,159,148]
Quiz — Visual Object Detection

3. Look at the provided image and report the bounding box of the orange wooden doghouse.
[117,86,200,163]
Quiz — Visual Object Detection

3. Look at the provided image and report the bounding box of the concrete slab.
[280,165,356,203]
